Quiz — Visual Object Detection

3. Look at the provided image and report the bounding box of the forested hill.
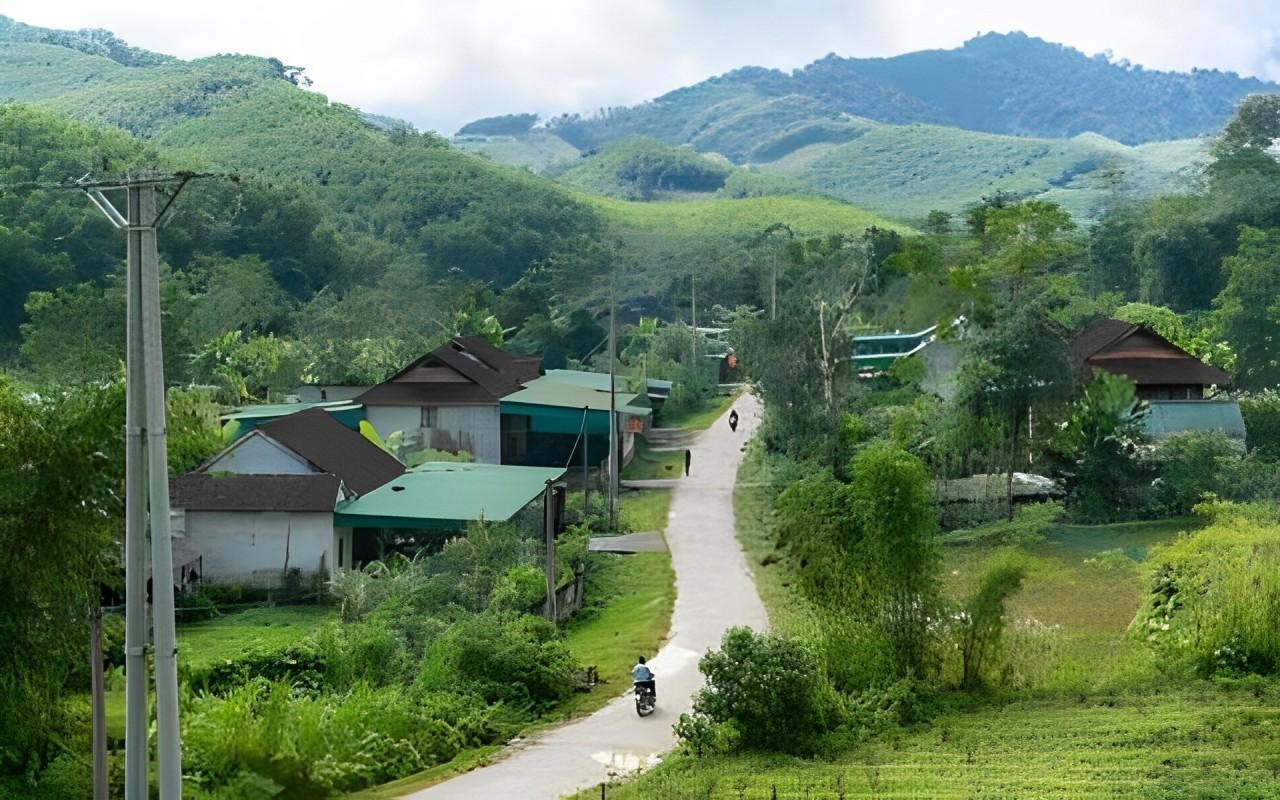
[537,32,1277,149]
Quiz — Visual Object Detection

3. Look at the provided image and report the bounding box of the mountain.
[531,32,1276,149]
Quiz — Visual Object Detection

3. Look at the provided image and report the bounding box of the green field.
[588,449,1280,799]
[619,488,674,531]
[656,391,740,431]
[764,125,1204,224]
[176,604,335,672]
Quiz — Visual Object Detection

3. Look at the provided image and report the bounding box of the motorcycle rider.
[631,655,655,700]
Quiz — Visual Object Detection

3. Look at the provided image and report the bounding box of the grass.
[620,488,673,532]
[589,450,1280,798]
[657,391,740,431]
[177,604,334,672]
[580,686,1280,798]
[622,437,686,480]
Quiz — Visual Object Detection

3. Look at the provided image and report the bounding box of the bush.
[182,642,327,695]
[944,501,1062,546]
[1240,390,1280,460]
[1154,431,1241,514]
[688,627,835,753]
[1133,502,1280,676]
[489,564,546,612]
[957,550,1027,688]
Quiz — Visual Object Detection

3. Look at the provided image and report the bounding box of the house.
[1072,319,1245,441]
[220,399,366,436]
[334,462,566,560]
[169,409,405,587]
[853,318,966,374]
[356,336,541,463]
[500,374,652,467]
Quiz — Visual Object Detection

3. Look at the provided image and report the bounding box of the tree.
[848,444,940,677]
[959,550,1027,688]
[1209,94,1280,183]
[957,303,1072,519]
[1052,370,1150,521]
[924,210,953,235]
[1214,226,1280,390]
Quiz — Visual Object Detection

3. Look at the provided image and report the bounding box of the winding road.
[405,394,768,799]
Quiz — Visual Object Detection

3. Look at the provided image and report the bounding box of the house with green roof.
[500,374,652,467]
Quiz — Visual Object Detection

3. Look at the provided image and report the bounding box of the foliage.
[686,627,835,754]
[957,550,1027,688]
[1153,431,1241,515]
[558,136,733,199]
[944,501,1062,546]
[1135,502,1280,676]
[1239,391,1280,460]
[1052,370,1151,522]
[1214,226,1280,390]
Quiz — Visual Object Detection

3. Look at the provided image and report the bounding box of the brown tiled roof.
[1072,319,1231,387]
[357,337,542,408]
[171,473,340,511]
[258,409,404,495]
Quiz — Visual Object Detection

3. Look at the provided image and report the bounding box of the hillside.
[530,32,1276,149]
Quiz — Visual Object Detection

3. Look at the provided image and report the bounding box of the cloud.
[3,0,1278,134]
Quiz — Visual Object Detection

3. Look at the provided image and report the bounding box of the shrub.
[957,550,1028,688]
[488,564,546,612]
[1154,431,1240,514]
[1240,390,1280,460]
[944,501,1062,546]
[182,642,327,695]
[1133,502,1280,676]
[689,627,835,753]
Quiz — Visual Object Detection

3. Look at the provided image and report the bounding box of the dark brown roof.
[258,409,404,494]
[357,337,542,408]
[171,473,340,511]
[1072,319,1231,387]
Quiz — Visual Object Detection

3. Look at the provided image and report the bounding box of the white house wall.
[366,404,501,464]
[206,433,315,475]
[365,406,422,443]
[174,510,334,587]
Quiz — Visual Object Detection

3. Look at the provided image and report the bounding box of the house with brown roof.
[1072,319,1244,440]
[357,336,542,463]
[169,408,405,587]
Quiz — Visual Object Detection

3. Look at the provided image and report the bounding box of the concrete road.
[406,394,768,800]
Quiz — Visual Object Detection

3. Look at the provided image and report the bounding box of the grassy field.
[620,488,673,531]
[656,391,740,431]
[622,437,686,481]
[586,449,1280,798]
[176,604,335,672]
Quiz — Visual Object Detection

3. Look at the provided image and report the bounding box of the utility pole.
[691,273,698,366]
[81,172,204,800]
[607,286,619,531]
[543,479,557,621]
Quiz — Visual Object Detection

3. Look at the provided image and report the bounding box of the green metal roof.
[333,462,566,529]
[543,369,670,396]
[221,400,361,422]
[1143,401,1246,440]
[501,376,652,417]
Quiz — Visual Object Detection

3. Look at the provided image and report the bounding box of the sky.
[4,0,1280,135]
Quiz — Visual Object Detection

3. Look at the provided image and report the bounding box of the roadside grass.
[657,391,740,431]
[580,685,1280,799]
[346,745,505,800]
[622,438,685,480]
[176,604,334,673]
[619,488,672,532]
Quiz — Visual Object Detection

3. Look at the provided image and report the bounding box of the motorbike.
[634,680,656,717]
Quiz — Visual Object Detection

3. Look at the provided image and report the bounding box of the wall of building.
[173,510,334,586]
[206,434,315,475]
[365,406,422,442]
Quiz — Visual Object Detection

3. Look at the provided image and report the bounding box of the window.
[338,537,344,569]
[422,407,438,428]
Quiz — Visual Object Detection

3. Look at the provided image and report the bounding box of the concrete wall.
[173,510,334,586]
[333,526,354,571]
[365,406,422,441]
[367,404,501,464]
[206,434,315,475]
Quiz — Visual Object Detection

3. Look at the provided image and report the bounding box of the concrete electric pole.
[81,172,204,800]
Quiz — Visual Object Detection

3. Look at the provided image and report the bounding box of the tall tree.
[1214,226,1280,390]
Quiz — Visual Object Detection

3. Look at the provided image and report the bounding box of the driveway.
[406,393,768,799]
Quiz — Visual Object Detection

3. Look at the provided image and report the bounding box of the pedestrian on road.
[728,408,739,432]
[684,448,691,476]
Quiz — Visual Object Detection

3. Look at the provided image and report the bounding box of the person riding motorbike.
[632,655,655,700]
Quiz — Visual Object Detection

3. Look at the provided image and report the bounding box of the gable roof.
[171,473,341,512]
[357,337,542,408]
[258,408,404,494]
[1072,319,1230,388]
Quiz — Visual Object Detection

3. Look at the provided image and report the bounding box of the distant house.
[500,374,652,467]
[356,336,541,463]
[1072,319,1244,441]
[853,318,965,374]
[170,409,405,587]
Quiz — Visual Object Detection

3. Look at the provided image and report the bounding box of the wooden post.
[89,605,108,800]
[544,480,557,621]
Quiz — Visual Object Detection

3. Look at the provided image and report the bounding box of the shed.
[333,462,567,530]
[500,375,651,467]
[1143,401,1246,441]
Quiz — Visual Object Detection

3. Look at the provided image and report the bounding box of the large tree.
[1214,226,1280,390]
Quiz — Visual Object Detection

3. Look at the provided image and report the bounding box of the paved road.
[406,394,768,800]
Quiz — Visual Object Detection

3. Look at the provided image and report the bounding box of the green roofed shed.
[333,462,566,530]
[1143,401,1246,440]
[501,376,650,436]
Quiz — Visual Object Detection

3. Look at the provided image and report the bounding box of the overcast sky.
[4,0,1279,134]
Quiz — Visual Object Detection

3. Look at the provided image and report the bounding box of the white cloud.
[3,0,1278,134]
